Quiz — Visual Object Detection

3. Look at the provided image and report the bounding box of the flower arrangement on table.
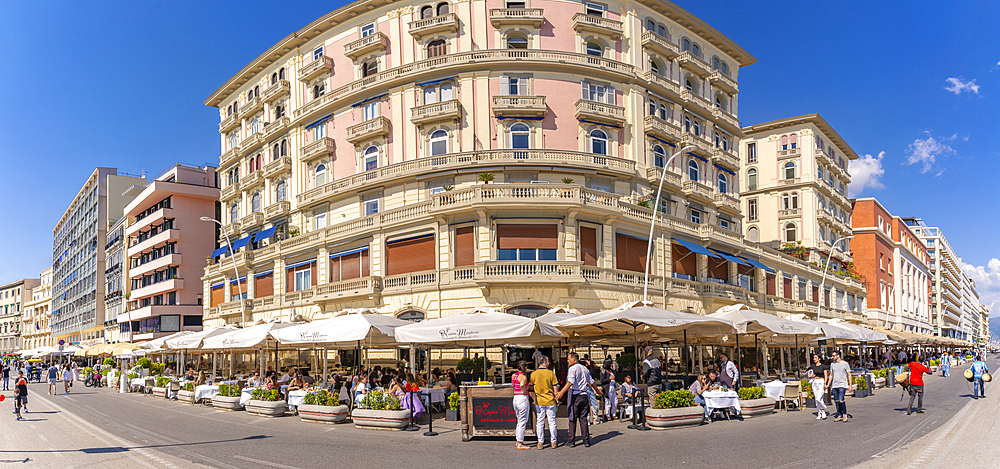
[360,390,401,410]
[405,383,420,393]
[250,388,283,402]
[303,389,339,406]
[652,390,695,409]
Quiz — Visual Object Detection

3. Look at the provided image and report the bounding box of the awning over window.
[330,247,369,259]
[688,152,708,163]
[351,93,388,108]
[715,165,735,176]
[231,236,252,250]
[672,238,719,258]
[229,276,247,285]
[210,246,229,258]
[710,249,749,266]
[578,118,622,129]
[254,270,273,277]
[740,256,776,273]
[304,114,332,130]
[253,226,277,242]
[415,76,456,87]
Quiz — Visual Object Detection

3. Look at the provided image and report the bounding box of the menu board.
[470,397,517,427]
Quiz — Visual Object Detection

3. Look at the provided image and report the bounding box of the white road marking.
[234,455,305,469]
[37,434,48,441]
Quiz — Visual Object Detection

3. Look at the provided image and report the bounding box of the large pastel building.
[21,269,53,350]
[200,0,865,327]
[1,278,39,353]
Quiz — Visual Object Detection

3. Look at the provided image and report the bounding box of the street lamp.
[200,216,246,327]
[642,145,696,303]
[817,235,854,321]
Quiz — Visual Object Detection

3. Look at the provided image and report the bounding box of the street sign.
[59,340,65,346]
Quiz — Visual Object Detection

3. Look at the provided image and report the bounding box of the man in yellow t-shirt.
[530,356,560,449]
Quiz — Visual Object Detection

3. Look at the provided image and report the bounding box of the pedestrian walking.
[556,352,599,447]
[601,365,618,422]
[511,361,531,450]
[808,354,829,420]
[971,355,989,400]
[907,355,929,415]
[13,371,28,420]
[46,362,59,395]
[63,364,74,394]
[530,355,559,449]
[827,350,852,422]
[941,352,951,378]
[641,346,663,400]
[1,361,9,391]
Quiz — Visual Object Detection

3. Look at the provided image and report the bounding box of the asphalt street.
[1,356,995,468]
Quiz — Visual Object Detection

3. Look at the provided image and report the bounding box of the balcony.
[131,278,184,300]
[220,182,240,202]
[240,132,264,155]
[382,270,439,294]
[677,51,711,77]
[263,156,291,178]
[574,99,625,126]
[344,32,388,61]
[242,96,262,115]
[643,115,681,143]
[207,251,252,277]
[411,99,462,126]
[709,70,739,94]
[346,116,391,144]
[219,112,239,133]
[712,147,739,170]
[682,180,714,203]
[711,106,740,131]
[298,56,334,82]
[778,208,800,219]
[491,95,547,117]
[300,137,335,163]
[641,31,679,59]
[571,13,623,38]
[643,70,680,98]
[701,282,748,302]
[129,253,183,280]
[240,212,263,229]
[222,222,241,239]
[408,13,459,39]
[777,148,801,159]
[680,132,712,157]
[681,90,712,116]
[313,276,382,303]
[262,79,290,103]
[645,167,682,189]
[489,8,544,28]
[476,261,584,286]
[714,192,740,213]
[241,171,263,190]
[218,299,254,318]
[779,177,800,186]
[220,146,240,170]
[264,201,290,220]
[263,116,290,139]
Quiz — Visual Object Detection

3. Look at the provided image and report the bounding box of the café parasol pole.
[424,347,438,437]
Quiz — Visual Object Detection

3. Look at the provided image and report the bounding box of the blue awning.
[229,276,247,285]
[710,249,749,266]
[688,152,708,163]
[415,76,456,87]
[740,256,776,273]
[351,93,388,108]
[650,135,676,147]
[285,260,316,270]
[253,226,277,243]
[715,164,735,176]
[210,246,229,258]
[578,118,622,129]
[304,114,332,130]
[231,236,252,250]
[254,270,273,277]
[496,116,544,121]
[673,238,719,258]
[210,283,224,289]
[330,247,369,259]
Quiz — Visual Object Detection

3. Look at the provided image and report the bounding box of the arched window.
[312,83,325,99]
[718,173,728,193]
[713,56,721,70]
[692,43,701,57]
[687,159,699,181]
[280,139,288,157]
[248,157,256,173]
[275,180,286,202]
[819,226,826,242]
[685,77,697,92]
[648,98,657,116]
[586,42,603,57]
[589,129,607,155]
[650,59,660,75]
[436,2,449,15]
[781,135,788,150]
[397,311,425,322]
[507,36,528,49]
[659,104,668,120]
[230,203,239,224]
[784,223,797,242]
[747,168,757,191]
[430,129,449,155]
[251,193,261,213]
[253,86,259,98]
[646,19,655,31]
[427,39,447,58]
[684,116,692,132]
[784,162,795,180]
[714,131,722,148]
[511,123,530,149]
[227,105,233,116]
[271,73,277,85]
[682,38,691,52]
[747,226,759,242]
[692,120,701,136]
[248,90,254,100]
[789,133,798,149]
[781,193,790,210]
[505,304,550,318]
[256,154,262,172]
[652,145,666,167]
[364,145,379,171]
[421,5,433,18]
[274,104,284,119]
[362,61,378,77]
[314,164,327,187]
[715,93,727,110]
[658,25,667,38]
[278,67,285,80]
[720,62,730,76]
[790,192,798,209]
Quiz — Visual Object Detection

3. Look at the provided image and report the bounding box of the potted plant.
[177,382,196,404]
[873,369,887,389]
[636,200,651,208]
[471,356,493,381]
[646,390,702,429]
[561,177,574,184]
[737,386,776,417]
[446,391,460,421]
[477,172,494,184]
[455,358,475,383]
[351,390,410,430]
[853,376,868,398]
[299,389,348,424]
[152,376,171,398]
[211,384,245,411]
[246,388,288,417]
[800,379,816,408]
[136,357,152,377]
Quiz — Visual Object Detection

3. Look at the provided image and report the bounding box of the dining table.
[194,384,219,402]
[702,390,741,415]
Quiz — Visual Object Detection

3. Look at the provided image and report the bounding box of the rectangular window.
[747,143,756,163]
[497,224,558,261]
[363,101,378,120]
[295,269,312,291]
[364,199,379,216]
[286,262,317,292]
[748,199,758,221]
[386,234,436,275]
[330,249,370,282]
[690,210,701,224]
[455,226,476,267]
[361,23,375,37]
[314,213,327,229]
[615,234,647,273]
[313,123,326,140]
[766,273,776,296]
[314,47,324,60]
[783,277,793,299]
[585,2,605,16]
[160,315,180,333]
[580,226,598,266]
[502,76,529,96]
[798,279,807,300]
[255,272,274,297]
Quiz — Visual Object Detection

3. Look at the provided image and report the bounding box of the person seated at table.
[287,373,305,392]
[278,369,293,384]
[388,377,405,399]
[185,367,196,382]
[354,374,370,406]
[195,371,207,386]
[666,358,680,374]
[379,368,395,388]
[446,371,459,392]
[705,370,720,389]
[247,372,261,388]
[620,374,640,404]
[688,373,712,423]
[301,370,315,386]
[328,373,342,393]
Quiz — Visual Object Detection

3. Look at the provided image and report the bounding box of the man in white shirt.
[556,353,598,447]
[826,350,853,422]
[278,369,293,384]
[719,353,739,389]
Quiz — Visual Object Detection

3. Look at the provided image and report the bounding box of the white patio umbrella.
[708,304,823,381]
[272,311,409,348]
[823,320,888,343]
[784,315,863,342]
[166,326,239,350]
[203,322,297,380]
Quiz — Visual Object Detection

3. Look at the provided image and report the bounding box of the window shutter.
[386,235,436,276]
[582,81,588,100]
[518,77,529,96]
[580,226,598,266]
[671,243,696,276]
[607,86,616,105]
[287,269,295,293]
[455,226,476,266]
[255,273,273,297]
[499,76,509,95]
[497,225,558,249]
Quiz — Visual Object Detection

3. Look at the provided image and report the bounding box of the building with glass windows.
[200,0,865,327]
[22,269,53,350]
[52,168,146,347]
[1,278,39,353]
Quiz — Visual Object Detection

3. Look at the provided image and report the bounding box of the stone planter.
[351,409,412,430]
[298,404,349,423]
[211,394,244,411]
[803,398,816,408]
[177,390,196,404]
[930,366,939,373]
[645,406,704,429]
[246,399,288,417]
[152,387,167,399]
[740,397,776,417]
[874,378,886,389]
[446,409,460,421]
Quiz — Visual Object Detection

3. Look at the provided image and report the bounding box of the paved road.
[2,356,994,468]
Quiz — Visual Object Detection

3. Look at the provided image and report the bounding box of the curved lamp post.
[817,235,854,321]
[200,217,246,327]
[642,145,696,303]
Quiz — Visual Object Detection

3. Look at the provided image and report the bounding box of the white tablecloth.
[288,390,310,407]
[420,387,447,404]
[703,390,741,415]
[240,388,255,406]
[195,385,219,401]
[130,377,147,389]
[763,380,788,401]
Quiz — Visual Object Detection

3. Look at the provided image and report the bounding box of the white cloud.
[963,260,1000,317]
[848,151,885,197]
[944,77,980,94]
[905,133,956,173]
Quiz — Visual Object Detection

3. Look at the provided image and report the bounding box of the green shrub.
[250,388,283,402]
[103,358,115,367]
[136,357,152,369]
[800,379,813,399]
[737,386,766,400]
[303,389,339,406]
[448,391,460,411]
[874,369,888,379]
[183,383,195,391]
[652,390,694,409]
[617,353,637,370]
[218,384,241,397]
[472,356,492,373]
[127,372,139,380]
[149,362,166,376]
[360,390,401,410]
[853,376,868,390]
[455,358,475,373]
[155,376,171,387]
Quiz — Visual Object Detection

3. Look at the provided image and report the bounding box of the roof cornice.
[742,113,859,161]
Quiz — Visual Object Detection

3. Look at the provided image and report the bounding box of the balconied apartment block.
[120,164,218,341]
[200,0,865,327]
[21,269,53,350]
[1,278,39,353]
[103,216,128,344]
[851,199,932,334]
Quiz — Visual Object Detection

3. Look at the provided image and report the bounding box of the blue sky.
[2,0,999,312]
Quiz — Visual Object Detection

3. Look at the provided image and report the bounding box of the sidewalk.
[853,380,994,469]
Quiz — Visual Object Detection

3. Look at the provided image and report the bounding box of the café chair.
[780,382,801,412]
[169,381,181,399]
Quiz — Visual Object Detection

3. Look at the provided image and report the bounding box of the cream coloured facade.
[1,278,39,352]
[21,269,53,350]
[201,0,865,327]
